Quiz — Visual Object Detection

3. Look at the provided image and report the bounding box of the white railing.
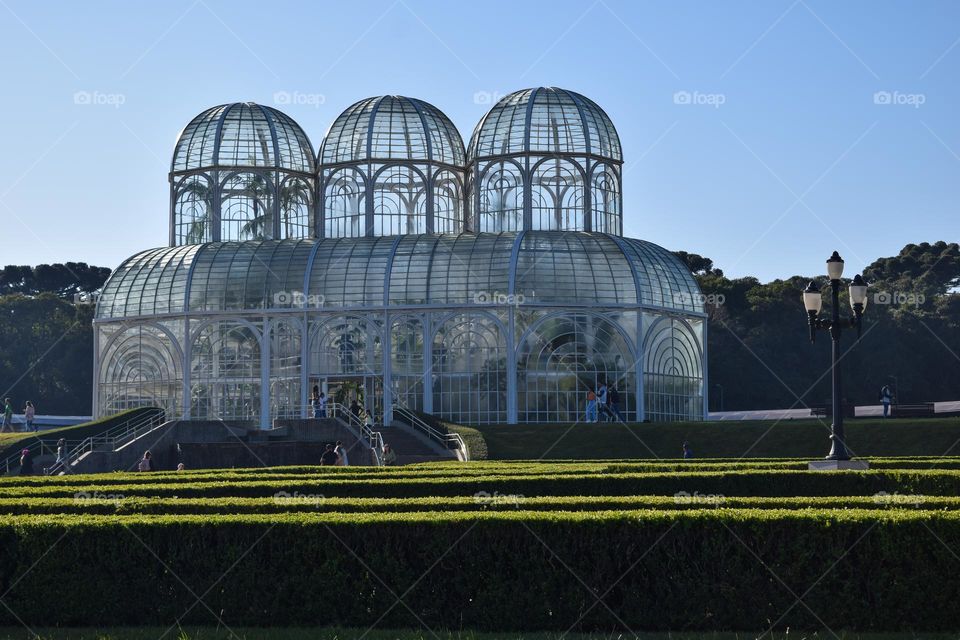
[3,438,85,475]
[307,402,386,467]
[2,409,165,475]
[394,407,469,461]
[49,410,166,475]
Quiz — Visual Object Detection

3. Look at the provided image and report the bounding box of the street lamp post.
[802,251,868,461]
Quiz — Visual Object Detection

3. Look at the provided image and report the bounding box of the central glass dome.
[318,96,466,238]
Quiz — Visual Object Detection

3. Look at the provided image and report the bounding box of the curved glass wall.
[170,103,316,245]
[468,87,623,235]
[318,96,466,237]
[95,233,706,425]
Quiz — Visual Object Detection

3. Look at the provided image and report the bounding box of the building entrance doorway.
[310,375,383,422]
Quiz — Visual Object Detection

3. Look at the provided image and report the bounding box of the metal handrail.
[51,410,166,475]
[393,407,469,461]
[3,438,85,475]
[2,409,165,475]
[314,402,385,467]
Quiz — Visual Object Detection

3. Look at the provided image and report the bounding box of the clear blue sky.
[1,0,957,281]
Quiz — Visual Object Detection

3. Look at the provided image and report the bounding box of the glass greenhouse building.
[95,88,707,427]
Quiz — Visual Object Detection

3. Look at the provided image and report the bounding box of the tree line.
[0,245,957,416]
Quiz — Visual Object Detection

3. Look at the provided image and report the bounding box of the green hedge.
[7,458,957,487]
[0,494,956,516]
[2,469,960,499]
[0,510,958,631]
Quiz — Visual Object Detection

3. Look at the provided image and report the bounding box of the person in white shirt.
[334,440,349,466]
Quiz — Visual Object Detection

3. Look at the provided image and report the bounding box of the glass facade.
[96,87,706,427]
[96,233,706,425]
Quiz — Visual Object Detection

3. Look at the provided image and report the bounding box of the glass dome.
[169,103,316,245]
[467,87,623,235]
[318,96,466,238]
[173,102,315,173]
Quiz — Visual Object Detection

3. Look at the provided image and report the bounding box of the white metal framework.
[97,87,706,427]
[170,103,316,245]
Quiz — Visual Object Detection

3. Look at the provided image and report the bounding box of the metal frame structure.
[467,87,623,235]
[318,96,466,238]
[98,87,707,428]
[94,233,707,427]
[170,103,317,245]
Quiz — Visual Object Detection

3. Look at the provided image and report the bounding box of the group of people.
[320,440,351,466]
[136,450,186,472]
[1,398,36,433]
[585,382,624,423]
[17,436,67,476]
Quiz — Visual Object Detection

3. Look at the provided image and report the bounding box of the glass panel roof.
[468,87,622,161]
[172,103,315,173]
[319,96,465,166]
[97,233,702,319]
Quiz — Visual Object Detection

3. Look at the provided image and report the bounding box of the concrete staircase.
[377,423,456,465]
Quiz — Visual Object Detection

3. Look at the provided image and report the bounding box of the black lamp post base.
[809,459,870,471]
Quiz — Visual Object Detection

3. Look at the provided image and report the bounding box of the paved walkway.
[709,401,959,421]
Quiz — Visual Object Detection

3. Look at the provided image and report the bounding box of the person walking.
[682,441,694,459]
[382,444,398,466]
[54,438,67,474]
[597,382,611,422]
[585,389,598,423]
[880,384,894,418]
[320,443,340,466]
[608,386,624,423]
[334,440,349,466]
[1,399,13,433]
[138,450,153,472]
[23,401,36,432]
[19,448,34,475]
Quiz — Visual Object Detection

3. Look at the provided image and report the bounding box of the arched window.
[518,313,635,423]
[433,170,463,234]
[220,172,275,241]
[530,159,586,231]
[591,164,621,235]
[99,325,182,416]
[390,317,424,413]
[432,313,507,423]
[372,165,428,236]
[477,161,523,233]
[279,176,313,240]
[309,316,383,377]
[173,175,213,244]
[643,317,703,422]
[191,322,261,421]
[323,168,366,238]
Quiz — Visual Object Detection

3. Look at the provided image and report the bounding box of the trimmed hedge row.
[7,458,959,488]
[3,469,960,499]
[0,509,958,631]
[0,494,956,516]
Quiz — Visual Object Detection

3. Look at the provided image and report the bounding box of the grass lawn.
[0,629,947,640]
[468,417,960,459]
